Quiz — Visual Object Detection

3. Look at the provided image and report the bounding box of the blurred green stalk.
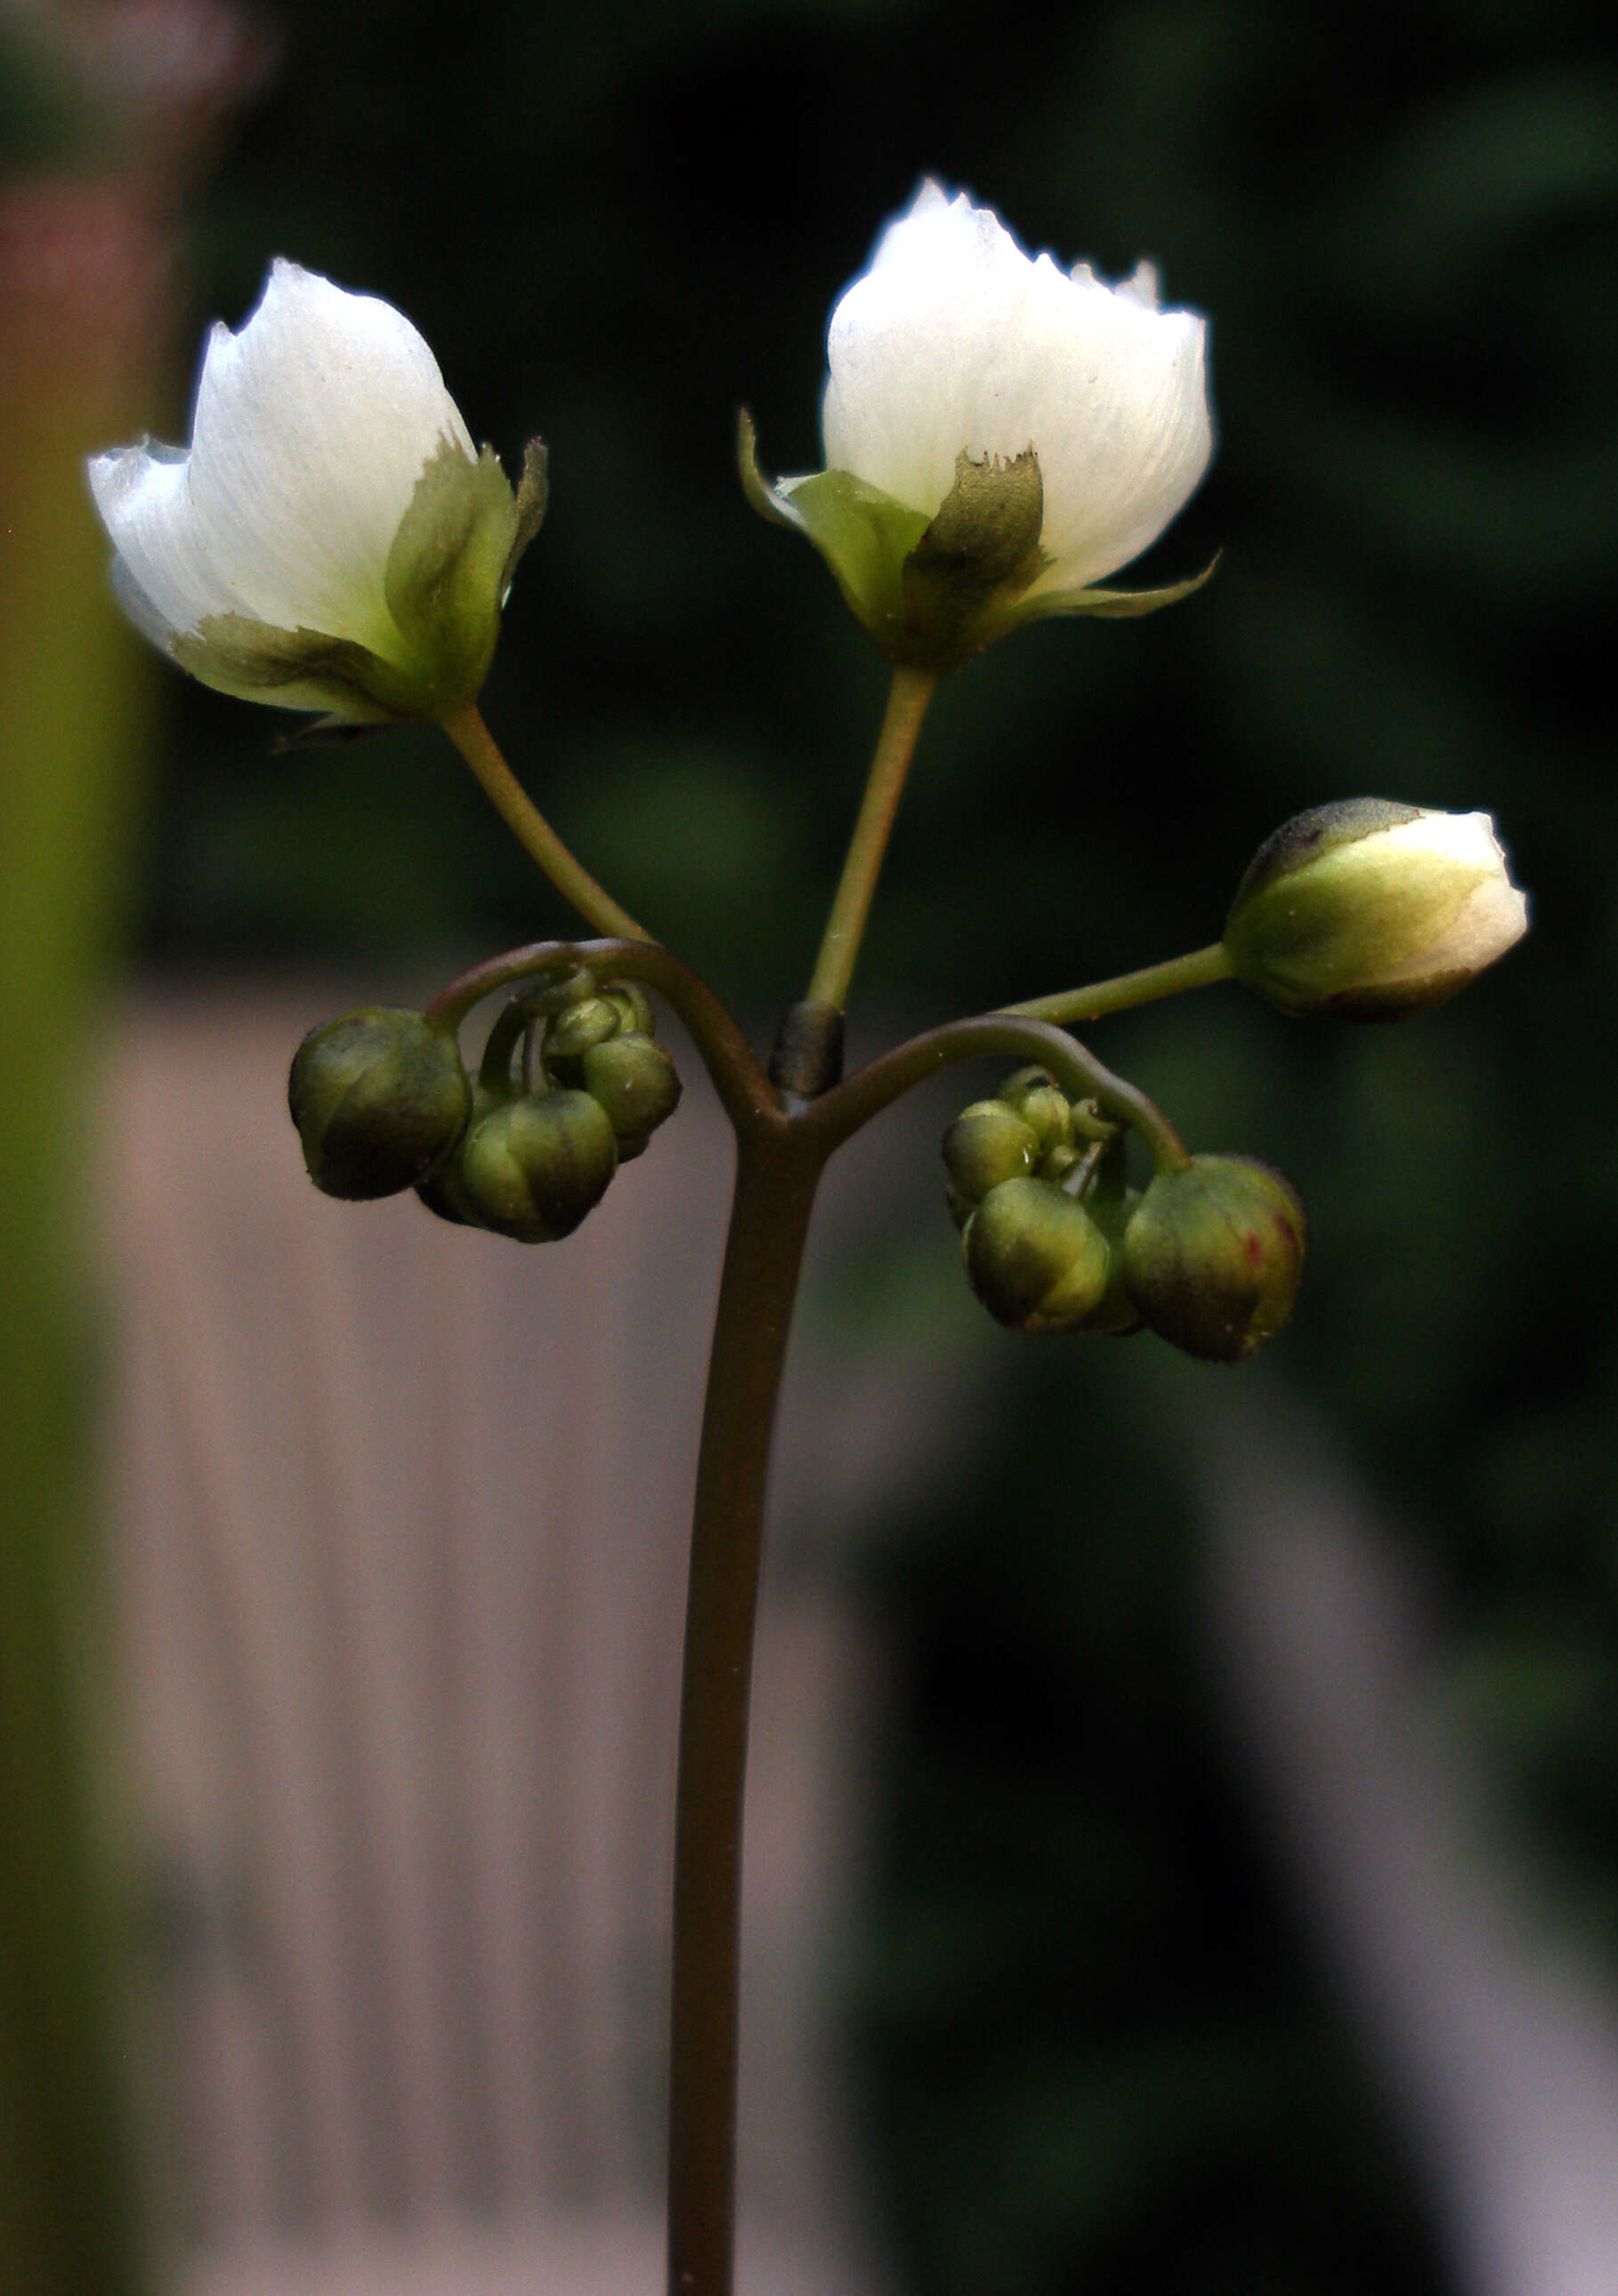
[0,200,155,2296]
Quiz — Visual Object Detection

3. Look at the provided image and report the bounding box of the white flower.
[741,180,1213,667]
[88,260,545,723]
[1224,800,1530,1018]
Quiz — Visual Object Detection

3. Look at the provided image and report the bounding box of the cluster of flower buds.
[287,978,680,1243]
[943,1068,1305,1362]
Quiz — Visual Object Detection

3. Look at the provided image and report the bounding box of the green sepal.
[1228,797,1425,908]
[174,616,401,721]
[737,409,805,532]
[500,437,549,600]
[180,438,523,725]
[382,436,518,711]
[1008,552,1221,627]
[896,449,1048,669]
[784,468,933,645]
[906,449,1046,594]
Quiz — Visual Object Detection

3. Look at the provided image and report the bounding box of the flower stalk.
[437,704,649,943]
[1005,941,1232,1025]
[805,665,936,1011]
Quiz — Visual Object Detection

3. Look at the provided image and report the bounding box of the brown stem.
[667,1115,826,2296]
[805,1008,1191,1172]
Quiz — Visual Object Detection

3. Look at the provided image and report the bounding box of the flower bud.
[1077,1182,1145,1337]
[288,1007,470,1200]
[942,1099,1041,1223]
[1121,1155,1305,1362]
[1223,799,1528,1020]
[456,1088,618,1242]
[963,1177,1112,1335]
[994,1068,1073,1162]
[541,983,658,1084]
[577,1032,683,1160]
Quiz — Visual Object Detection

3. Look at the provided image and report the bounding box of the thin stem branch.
[805,665,936,1012]
[805,1009,1191,1172]
[1004,941,1232,1025]
[425,938,776,1132]
[667,1121,826,2296]
[439,703,649,942]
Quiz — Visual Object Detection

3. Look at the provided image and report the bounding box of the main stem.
[805,665,936,1011]
[667,1118,827,2296]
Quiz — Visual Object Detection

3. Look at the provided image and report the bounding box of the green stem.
[805,665,936,1012]
[1005,942,1232,1025]
[439,703,650,943]
[667,1115,827,2296]
[806,1009,1191,1173]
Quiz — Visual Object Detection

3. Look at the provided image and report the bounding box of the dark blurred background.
[5,0,1618,2291]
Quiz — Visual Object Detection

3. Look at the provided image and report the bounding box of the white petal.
[88,438,261,639]
[183,260,475,654]
[1373,811,1529,979]
[1015,262,1210,591]
[1440,870,1530,968]
[822,183,1034,522]
[819,183,1212,591]
[1380,809,1504,869]
[1117,260,1160,309]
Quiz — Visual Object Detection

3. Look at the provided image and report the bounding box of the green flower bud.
[1077,1181,1145,1337]
[457,1087,618,1242]
[942,1100,1041,1217]
[413,1083,500,1228]
[542,982,658,1084]
[288,1007,470,1201]
[995,1068,1073,1161]
[414,1152,485,1229]
[963,1176,1112,1335]
[1223,799,1528,1020]
[1122,1154,1305,1362]
[577,1032,683,1160]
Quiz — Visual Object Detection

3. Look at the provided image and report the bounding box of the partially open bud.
[740,182,1212,671]
[1121,1155,1305,1362]
[577,1033,683,1160]
[88,263,547,729]
[1223,800,1528,1019]
[289,1007,470,1200]
[942,1099,1041,1225]
[456,1088,618,1242]
[963,1177,1112,1335]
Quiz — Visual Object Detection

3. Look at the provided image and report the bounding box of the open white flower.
[741,180,1213,669]
[88,260,545,724]
[1224,800,1530,1018]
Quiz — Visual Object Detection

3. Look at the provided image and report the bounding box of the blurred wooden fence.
[104,989,902,2296]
